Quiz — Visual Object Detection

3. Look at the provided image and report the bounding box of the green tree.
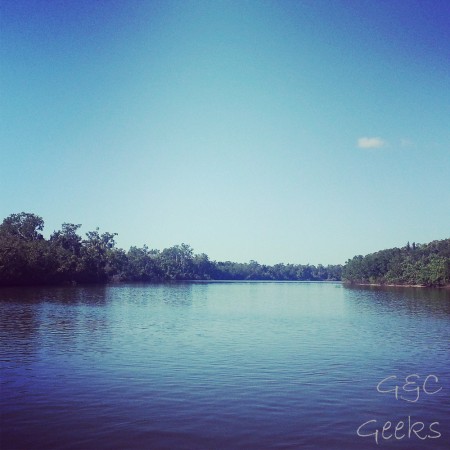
[50,223,82,255]
[0,212,44,241]
[0,213,58,285]
[419,255,448,286]
[49,223,83,282]
[126,245,161,281]
[0,232,28,285]
[79,229,117,282]
[192,253,214,279]
[160,244,194,280]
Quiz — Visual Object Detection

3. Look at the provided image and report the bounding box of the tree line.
[0,213,342,286]
[342,239,450,287]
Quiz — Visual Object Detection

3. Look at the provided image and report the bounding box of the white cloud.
[357,137,386,149]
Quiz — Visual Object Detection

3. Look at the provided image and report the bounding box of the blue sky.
[1,0,449,265]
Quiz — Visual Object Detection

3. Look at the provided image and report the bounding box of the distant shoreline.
[0,279,342,289]
[344,282,450,289]
[1,213,449,289]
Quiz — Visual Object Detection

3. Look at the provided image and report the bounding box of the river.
[1,282,449,449]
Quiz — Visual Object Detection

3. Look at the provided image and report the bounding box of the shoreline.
[345,282,450,289]
[0,279,342,289]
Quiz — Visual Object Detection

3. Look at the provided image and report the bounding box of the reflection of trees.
[0,285,112,360]
[344,284,450,317]
[0,301,39,363]
[0,285,109,305]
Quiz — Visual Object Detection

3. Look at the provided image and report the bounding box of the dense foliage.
[0,213,342,286]
[342,239,450,287]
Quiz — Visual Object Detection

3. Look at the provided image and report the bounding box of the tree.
[160,244,194,280]
[342,239,450,287]
[50,223,82,255]
[0,213,56,285]
[126,245,161,281]
[106,248,129,281]
[48,223,84,282]
[79,228,118,282]
[0,211,350,286]
[0,212,44,241]
[419,255,448,287]
[192,253,214,279]
[0,232,28,285]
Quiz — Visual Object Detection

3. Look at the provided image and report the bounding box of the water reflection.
[344,284,450,318]
[0,284,110,305]
[342,284,450,392]
[0,302,39,364]
[0,285,112,366]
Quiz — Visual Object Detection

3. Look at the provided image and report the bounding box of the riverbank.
[344,281,450,289]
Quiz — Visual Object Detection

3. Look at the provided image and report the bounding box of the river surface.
[1,282,449,449]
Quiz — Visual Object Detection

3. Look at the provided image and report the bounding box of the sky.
[1,0,449,265]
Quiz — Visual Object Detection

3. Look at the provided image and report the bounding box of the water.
[1,282,449,449]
